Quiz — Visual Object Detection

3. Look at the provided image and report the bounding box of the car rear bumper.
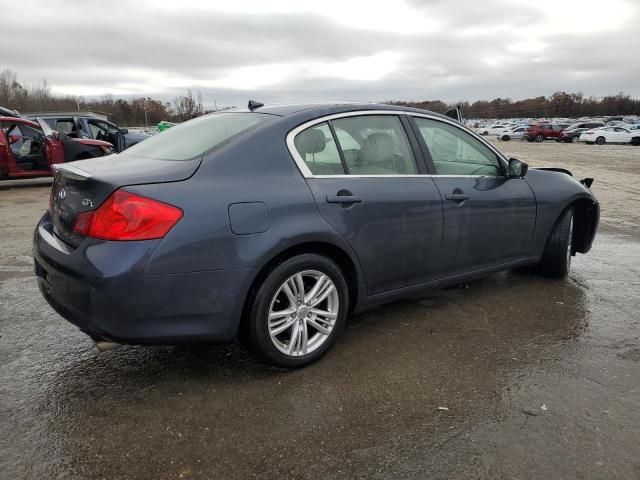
[33,212,252,344]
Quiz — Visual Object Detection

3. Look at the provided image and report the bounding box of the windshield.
[120,113,273,161]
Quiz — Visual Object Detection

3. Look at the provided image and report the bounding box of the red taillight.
[73,190,183,241]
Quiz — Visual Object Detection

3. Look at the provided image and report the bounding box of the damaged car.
[34,102,599,368]
[1,117,113,180]
[26,112,150,152]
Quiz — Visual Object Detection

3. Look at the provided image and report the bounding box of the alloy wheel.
[267,270,339,357]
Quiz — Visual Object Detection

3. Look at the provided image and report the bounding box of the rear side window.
[293,122,345,175]
[332,115,417,175]
[293,115,418,176]
[121,113,272,161]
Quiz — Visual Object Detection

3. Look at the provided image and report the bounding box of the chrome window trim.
[312,174,505,179]
[286,109,509,179]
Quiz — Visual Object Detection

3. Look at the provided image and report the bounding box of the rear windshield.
[120,113,273,161]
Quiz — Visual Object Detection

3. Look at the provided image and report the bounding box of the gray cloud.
[1,0,638,107]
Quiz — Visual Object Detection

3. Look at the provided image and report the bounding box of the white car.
[579,126,634,145]
[478,124,510,136]
[498,125,528,141]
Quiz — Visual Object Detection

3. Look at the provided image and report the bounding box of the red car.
[523,123,568,142]
[0,117,113,180]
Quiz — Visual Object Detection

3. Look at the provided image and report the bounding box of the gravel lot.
[1,140,639,479]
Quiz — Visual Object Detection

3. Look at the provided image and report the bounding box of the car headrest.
[361,132,395,164]
[295,128,326,156]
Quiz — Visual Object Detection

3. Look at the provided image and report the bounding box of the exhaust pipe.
[92,337,120,352]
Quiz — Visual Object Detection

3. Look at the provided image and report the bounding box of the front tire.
[595,136,606,145]
[571,135,580,144]
[537,208,574,278]
[247,254,349,368]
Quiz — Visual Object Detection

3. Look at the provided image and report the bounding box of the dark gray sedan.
[33,103,599,367]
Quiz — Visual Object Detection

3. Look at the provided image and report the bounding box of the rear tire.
[537,208,574,278]
[571,135,580,143]
[535,134,544,142]
[595,136,605,145]
[247,254,349,368]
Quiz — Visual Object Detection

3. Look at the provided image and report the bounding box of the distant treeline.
[0,69,206,126]
[3,69,639,124]
[392,91,640,119]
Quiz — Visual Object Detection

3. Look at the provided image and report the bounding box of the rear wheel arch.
[240,241,361,336]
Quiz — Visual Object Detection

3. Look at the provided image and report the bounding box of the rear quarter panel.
[131,118,366,332]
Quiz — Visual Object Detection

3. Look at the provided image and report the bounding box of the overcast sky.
[1,0,638,108]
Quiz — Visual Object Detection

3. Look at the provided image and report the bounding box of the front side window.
[88,120,116,139]
[54,119,77,136]
[121,113,272,161]
[414,117,503,176]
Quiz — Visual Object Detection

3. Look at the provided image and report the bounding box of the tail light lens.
[73,190,183,241]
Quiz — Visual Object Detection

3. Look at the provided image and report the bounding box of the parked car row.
[485,118,640,146]
[579,125,640,145]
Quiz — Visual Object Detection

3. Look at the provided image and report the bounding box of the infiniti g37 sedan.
[34,103,599,367]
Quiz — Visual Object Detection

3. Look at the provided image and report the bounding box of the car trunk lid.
[51,155,200,247]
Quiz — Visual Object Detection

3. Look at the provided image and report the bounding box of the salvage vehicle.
[579,126,634,145]
[498,125,528,141]
[524,123,568,142]
[478,123,510,136]
[0,106,21,117]
[560,121,606,143]
[1,117,113,180]
[34,103,599,367]
[25,112,150,152]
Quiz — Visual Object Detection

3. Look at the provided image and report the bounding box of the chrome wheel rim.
[567,216,574,266]
[268,270,339,357]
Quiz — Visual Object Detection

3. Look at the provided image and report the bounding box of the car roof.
[0,116,39,127]
[228,101,450,120]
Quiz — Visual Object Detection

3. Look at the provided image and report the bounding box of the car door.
[87,119,124,152]
[0,123,13,176]
[289,113,444,295]
[614,127,631,143]
[410,115,536,276]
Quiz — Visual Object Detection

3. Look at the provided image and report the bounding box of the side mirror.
[508,158,528,178]
[119,128,129,134]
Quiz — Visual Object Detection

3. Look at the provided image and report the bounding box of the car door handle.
[326,195,362,204]
[446,193,470,201]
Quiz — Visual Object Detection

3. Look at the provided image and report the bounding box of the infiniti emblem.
[58,188,66,200]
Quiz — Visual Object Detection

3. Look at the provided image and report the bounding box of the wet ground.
[1,142,640,479]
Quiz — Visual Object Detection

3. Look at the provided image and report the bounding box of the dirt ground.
[1,141,639,479]
[490,138,640,235]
